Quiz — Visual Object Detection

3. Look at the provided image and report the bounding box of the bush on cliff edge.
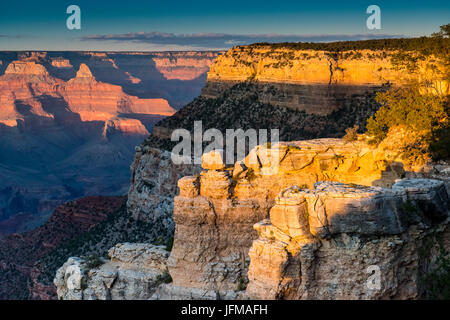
[366,87,449,163]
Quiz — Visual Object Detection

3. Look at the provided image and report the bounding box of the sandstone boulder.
[393,179,449,222]
[304,182,407,237]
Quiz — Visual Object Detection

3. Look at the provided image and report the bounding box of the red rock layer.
[0,61,175,133]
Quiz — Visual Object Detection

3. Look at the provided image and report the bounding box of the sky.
[0,0,449,51]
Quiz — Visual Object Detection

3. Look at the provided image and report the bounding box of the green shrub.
[237,277,248,291]
[366,87,448,161]
[430,125,450,160]
[83,254,104,270]
[367,87,446,143]
[157,272,173,284]
[165,237,174,252]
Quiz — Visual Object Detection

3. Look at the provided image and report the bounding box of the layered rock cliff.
[150,138,448,299]
[202,46,448,115]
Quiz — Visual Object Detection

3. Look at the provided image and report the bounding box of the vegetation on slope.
[155,82,382,146]
[0,196,124,300]
[363,24,449,164]
[246,24,450,57]
[366,87,449,162]
[36,198,172,291]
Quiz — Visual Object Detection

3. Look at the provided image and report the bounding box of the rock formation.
[156,139,449,299]
[152,51,221,80]
[52,135,450,300]
[50,58,72,68]
[60,63,175,122]
[127,144,201,225]
[54,243,170,300]
[246,179,449,299]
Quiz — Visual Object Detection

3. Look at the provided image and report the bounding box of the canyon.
[53,39,450,300]
[1,38,449,300]
[0,51,219,232]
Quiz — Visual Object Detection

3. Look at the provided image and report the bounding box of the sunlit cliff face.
[203,47,449,115]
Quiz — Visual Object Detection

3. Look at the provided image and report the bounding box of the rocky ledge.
[54,243,170,300]
[247,180,449,299]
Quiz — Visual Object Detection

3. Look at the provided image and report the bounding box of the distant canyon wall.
[0,51,221,109]
[202,47,448,115]
[0,51,219,231]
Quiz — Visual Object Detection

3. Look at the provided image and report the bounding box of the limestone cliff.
[202,46,448,115]
[152,44,448,143]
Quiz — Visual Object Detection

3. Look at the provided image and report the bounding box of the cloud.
[0,35,22,38]
[80,32,405,50]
